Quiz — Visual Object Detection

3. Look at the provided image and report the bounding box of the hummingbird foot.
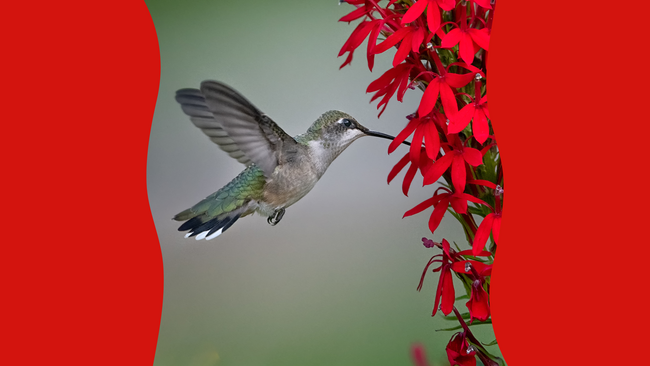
[267,208,285,226]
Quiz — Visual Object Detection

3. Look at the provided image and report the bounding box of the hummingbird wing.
[175,88,251,165]
[199,81,299,178]
[175,81,299,178]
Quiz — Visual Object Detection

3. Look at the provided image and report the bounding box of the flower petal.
[451,154,467,193]
[444,72,475,88]
[429,197,450,232]
[339,6,369,22]
[389,117,420,154]
[402,0,429,24]
[462,147,483,166]
[492,214,501,244]
[439,81,458,117]
[426,1,441,32]
[448,102,475,134]
[424,121,441,160]
[418,79,440,117]
[440,267,455,315]
[367,67,399,92]
[472,107,489,144]
[472,213,494,255]
[393,31,414,66]
[437,0,457,11]
[374,27,411,54]
[388,152,410,184]
[404,197,436,218]
[412,26,426,53]
[468,28,490,51]
[410,124,425,164]
[423,151,454,185]
[402,160,419,196]
[458,30,477,65]
[441,28,461,48]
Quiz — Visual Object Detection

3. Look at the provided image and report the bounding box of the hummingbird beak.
[364,130,411,146]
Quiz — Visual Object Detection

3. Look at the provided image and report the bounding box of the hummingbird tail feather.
[179,212,242,241]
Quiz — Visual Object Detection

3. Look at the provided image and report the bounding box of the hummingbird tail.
[176,211,242,241]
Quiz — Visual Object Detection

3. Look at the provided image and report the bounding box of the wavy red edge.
[490,1,650,365]
[1,1,163,365]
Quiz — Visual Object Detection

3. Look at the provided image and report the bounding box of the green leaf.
[436,324,463,332]
[482,339,498,347]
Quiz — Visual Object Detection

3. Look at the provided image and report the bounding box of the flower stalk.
[338,0,503,364]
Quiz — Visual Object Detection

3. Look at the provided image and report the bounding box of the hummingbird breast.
[260,160,320,213]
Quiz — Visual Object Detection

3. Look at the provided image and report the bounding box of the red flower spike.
[446,332,477,366]
[466,279,490,322]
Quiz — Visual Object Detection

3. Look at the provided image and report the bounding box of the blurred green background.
[145,0,500,365]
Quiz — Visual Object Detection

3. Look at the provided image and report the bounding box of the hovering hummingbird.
[173,81,407,240]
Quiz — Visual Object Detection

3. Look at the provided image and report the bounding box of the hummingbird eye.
[341,118,353,128]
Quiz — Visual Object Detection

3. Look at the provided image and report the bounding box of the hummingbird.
[173,81,407,240]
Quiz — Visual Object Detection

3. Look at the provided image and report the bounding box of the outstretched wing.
[175,81,299,178]
[199,81,299,178]
[175,88,251,165]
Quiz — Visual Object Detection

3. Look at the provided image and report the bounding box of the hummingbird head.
[304,110,406,167]
[308,110,404,146]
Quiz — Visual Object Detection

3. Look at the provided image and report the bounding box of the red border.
[490,1,650,364]
[1,1,163,365]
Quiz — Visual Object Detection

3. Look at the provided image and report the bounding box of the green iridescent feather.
[174,165,266,220]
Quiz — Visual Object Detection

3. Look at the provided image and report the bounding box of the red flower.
[449,76,490,143]
[441,9,490,64]
[471,182,502,255]
[446,332,477,366]
[338,20,376,69]
[466,279,490,322]
[366,62,416,116]
[418,239,455,316]
[451,260,492,276]
[374,25,427,67]
[388,147,433,196]
[401,0,456,33]
[411,343,431,366]
[417,53,475,118]
[472,211,501,255]
[422,142,483,193]
[404,187,486,234]
[388,110,447,168]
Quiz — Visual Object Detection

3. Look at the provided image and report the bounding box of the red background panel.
[490,1,650,365]
[1,1,163,365]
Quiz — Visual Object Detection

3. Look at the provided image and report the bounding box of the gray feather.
[199,81,299,178]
